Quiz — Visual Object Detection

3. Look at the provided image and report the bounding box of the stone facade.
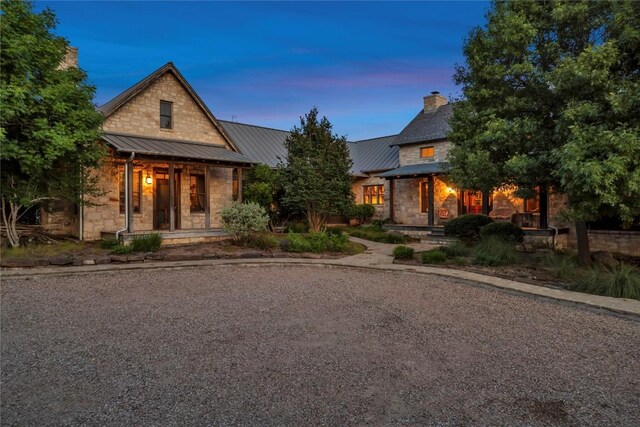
[352,176,389,219]
[102,72,230,148]
[391,177,458,225]
[398,141,451,167]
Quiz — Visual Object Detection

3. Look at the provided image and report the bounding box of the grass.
[284,231,350,253]
[392,245,414,259]
[421,249,447,264]
[543,252,578,281]
[1,241,85,259]
[472,237,520,266]
[571,263,640,300]
[340,225,408,244]
[440,241,473,258]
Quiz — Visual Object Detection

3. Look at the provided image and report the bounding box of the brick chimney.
[59,47,78,69]
[423,91,447,113]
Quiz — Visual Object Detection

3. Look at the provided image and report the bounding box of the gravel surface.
[2,265,639,426]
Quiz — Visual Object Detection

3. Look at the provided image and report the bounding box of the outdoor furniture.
[489,206,516,222]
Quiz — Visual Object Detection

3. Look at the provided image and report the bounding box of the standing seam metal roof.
[219,121,289,168]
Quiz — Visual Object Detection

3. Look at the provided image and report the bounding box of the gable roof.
[392,103,453,146]
[219,120,289,168]
[97,62,242,153]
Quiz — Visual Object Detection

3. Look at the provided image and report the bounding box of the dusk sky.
[38,1,489,141]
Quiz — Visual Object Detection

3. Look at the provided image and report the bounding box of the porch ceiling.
[102,132,256,166]
[377,162,449,178]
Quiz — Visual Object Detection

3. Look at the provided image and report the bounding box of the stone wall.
[39,201,78,236]
[352,176,388,219]
[82,160,235,241]
[392,177,458,225]
[102,72,230,147]
[398,141,451,166]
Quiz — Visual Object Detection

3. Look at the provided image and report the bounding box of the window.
[232,169,239,201]
[119,170,141,214]
[190,173,206,212]
[523,187,540,213]
[160,100,172,129]
[420,181,429,213]
[363,185,384,205]
[420,146,435,159]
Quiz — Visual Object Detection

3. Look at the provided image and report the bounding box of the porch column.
[126,160,134,233]
[389,178,395,222]
[539,186,548,229]
[169,162,175,231]
[427,175,435,226]
[481,191,491,215]
[204,165,211,229]
[237,168,243,203]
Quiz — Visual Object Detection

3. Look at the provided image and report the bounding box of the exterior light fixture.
[145,173,152,185]
[446,187,456,194]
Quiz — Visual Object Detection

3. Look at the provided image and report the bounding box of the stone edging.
[2,256,639,319]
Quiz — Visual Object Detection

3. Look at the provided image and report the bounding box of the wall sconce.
[446,186,456,194]
[145,173,152,185]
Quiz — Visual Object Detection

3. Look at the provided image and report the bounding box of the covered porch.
[90,133,255,243]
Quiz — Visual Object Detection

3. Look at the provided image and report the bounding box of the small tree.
[280,108,354,232]
[1,0,105,247]
[448,0,640,264]
[243,164,284,230]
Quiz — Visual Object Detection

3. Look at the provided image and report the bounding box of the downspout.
[115,152,135,241]
[548,225,558,250]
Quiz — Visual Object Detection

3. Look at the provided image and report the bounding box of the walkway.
[2,237,639,318]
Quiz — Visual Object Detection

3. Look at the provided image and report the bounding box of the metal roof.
[219,121,289,168]
[101,132,255,165]
[392,103,453,146]
[377,162,449,178]
[349,135,399,173]
[97,62,242,154]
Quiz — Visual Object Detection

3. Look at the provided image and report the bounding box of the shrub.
[370,218,387,230]
[325,233,349,252]
[111,245,135,255]
[100,238,120,250]
[288,220,309,234]
[220,202,269,242]
[326,227,344,237]
[392,245,414,259]
[421,249,447,264]
[383,232,407,244]
[571,264,640,300]
[440,241,473,258]
[350,204,376,225]
[473,237,519,266]
[249,233,279,250]
[444,214,493,242]
[284,231,349,253]
[130,233,163,253]
[480,222,524,243]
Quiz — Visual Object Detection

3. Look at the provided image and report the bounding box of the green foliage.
[543,252,578,281]
[1,0,105,247]
[247,232,279,250]
[473,237,520,266]
[571,264,640,300]
[421,249,447,265]
[99,238,120,250]
[220,202,269,242]
[392,245,414,260]
[280,107,354,232]
[130,233,163,253]
[326,227,344,237]
[444,214,493,242]
[440,241,473,258]
[287,220,309,234]
[349,204,376,225]
[370,219,388,229]
[111,245,135,255]
[285,231,349,253]
[347,226,407,244]
[448,0,640,233]
[480,222,524,243]
[243,164,284,227]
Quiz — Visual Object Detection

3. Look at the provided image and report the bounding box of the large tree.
[448,0,640,264]
[280,108,354,232]
[0,0,104,247]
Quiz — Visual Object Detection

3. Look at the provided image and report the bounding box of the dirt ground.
[2,265,639,425]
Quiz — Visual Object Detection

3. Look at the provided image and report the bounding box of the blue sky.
[38,1,489,140]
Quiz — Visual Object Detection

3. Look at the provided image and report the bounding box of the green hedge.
[392,245,414,259]
[480,222,524,243]
[444,214,493,241]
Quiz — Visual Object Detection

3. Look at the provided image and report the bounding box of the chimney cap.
[430,91,440,95]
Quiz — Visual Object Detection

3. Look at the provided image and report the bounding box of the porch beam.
[237,168,243,203]
[427,175,435,226]
[126,160,134,233]
[482,191,490,215]
[169,162,175,231]
[539,186,548,229]
[204,166,211,229]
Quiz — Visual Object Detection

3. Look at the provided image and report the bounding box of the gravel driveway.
[2,265,639,426]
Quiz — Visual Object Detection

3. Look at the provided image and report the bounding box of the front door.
[154,169,180,230]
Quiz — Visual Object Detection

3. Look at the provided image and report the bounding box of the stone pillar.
[427,176,435,226]
[237,168,243,203]
[126,161,134,233]
[389,178,395,222]
[169,162,175,231]
[204,166,211,229]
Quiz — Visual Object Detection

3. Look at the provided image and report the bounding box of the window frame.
[189,173,206,213]
[420,181,429,213]
[119,169,142,214]
[160,100,173,129]
[363,184,384,205]
[420,146,435,159]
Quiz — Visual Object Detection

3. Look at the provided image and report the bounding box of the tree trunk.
[1,198,22,248]
[306,210,326,233]
[575,220,591,265]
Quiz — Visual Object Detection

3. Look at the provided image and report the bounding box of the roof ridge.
[102,131,227,149]
[219,120,290,134]
[354,134,398,143]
